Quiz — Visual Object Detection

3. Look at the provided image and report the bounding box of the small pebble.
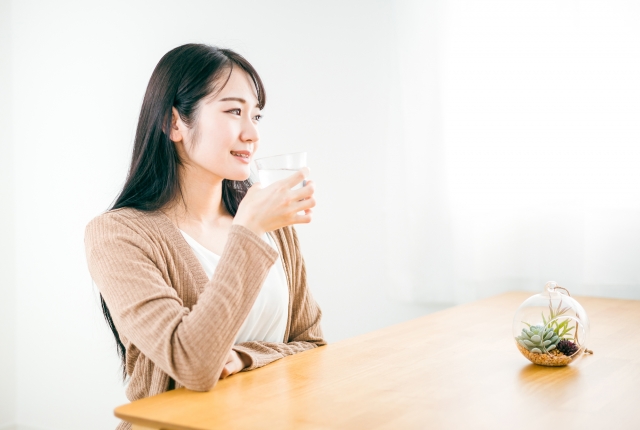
[517,343,573,366]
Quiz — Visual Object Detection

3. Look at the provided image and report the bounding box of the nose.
[240,115,260,144]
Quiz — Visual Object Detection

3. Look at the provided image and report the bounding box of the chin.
[225,170,251,182]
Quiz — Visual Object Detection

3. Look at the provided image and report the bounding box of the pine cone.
[557,339,579,356]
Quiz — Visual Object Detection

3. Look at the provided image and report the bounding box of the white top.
[180,230,289,344]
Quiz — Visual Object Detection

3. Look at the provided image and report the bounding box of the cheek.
[189,138,226,165]
[203,115,236,146]
[189,121,230,159]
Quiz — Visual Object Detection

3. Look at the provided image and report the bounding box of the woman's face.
[172,67,262,182]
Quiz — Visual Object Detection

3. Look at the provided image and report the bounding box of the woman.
[85,44,324,429]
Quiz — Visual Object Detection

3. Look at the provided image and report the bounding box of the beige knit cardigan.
[85,208,325,429]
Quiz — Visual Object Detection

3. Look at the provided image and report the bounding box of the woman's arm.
[231,301,324,370]
[231,226,326,370]
[85,211,278,391]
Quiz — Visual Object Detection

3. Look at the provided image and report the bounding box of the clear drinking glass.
[254,152,307,189]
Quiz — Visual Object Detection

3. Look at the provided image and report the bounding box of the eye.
[226,108,241,115]
[253,114,263,122]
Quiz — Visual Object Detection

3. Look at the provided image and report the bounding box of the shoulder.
[86,207,164,230]
[85,207,168,249]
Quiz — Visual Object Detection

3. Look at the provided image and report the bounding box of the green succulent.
[542,299,575,340]
[516,325,560,354]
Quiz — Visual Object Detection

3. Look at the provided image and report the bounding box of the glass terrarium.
[513,282,590,366]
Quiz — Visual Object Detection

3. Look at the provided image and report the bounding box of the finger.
[293,196,316,213]
[300,208,313,217]
[291,179,314,201]
[281,167,309,189]
[291,199,314,221]
[296,179,316,191]
[292,210,313,224]
[220,365,230,379]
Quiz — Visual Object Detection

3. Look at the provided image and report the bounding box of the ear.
[169,106,185,143]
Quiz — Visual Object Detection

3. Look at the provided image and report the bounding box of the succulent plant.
[556,339,579,356]
[516,325,560,354]
[542,299,575,340]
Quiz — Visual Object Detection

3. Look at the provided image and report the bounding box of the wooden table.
[115,292,640,429]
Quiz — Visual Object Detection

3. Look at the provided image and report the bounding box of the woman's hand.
[233,167,316,236]
[219,350,250,379]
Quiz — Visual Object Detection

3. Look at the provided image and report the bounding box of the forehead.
[212,67,259,104]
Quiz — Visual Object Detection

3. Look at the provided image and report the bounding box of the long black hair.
[101,44,266,380]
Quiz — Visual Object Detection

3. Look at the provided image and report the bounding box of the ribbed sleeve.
[232,226,325,369]
[85,211,278,392]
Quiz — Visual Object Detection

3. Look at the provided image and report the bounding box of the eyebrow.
[219,97,260,108]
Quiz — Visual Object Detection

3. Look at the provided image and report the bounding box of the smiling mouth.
[230,151,250,159]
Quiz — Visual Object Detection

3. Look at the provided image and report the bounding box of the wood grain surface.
[116,292,640,429]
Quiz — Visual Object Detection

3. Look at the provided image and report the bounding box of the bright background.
[1,1,639,429]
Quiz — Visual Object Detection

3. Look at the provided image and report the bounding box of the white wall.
[0,0,16,428]
[8,1,441,429]
[387,0,640,303]
[438,0,640,300]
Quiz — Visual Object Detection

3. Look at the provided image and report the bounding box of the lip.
[230,150,251,164]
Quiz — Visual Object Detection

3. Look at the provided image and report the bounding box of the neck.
[164,163,229,228]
